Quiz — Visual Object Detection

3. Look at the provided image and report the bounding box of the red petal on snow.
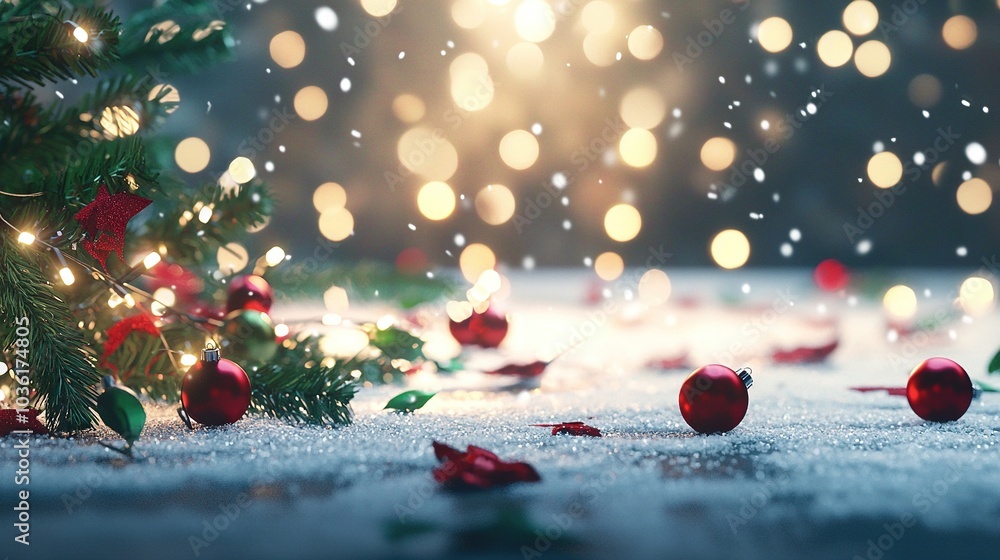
[532,421,602,437]
[485,360,549,378]
[771,339,839,364]
[849,386,907,397]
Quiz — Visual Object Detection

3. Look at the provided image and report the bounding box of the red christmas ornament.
[449,306,509,348]
[180,343,252,426]
[906,357,976,422]
[813,259,850,292]
[678,365,753,434]
[226,275,274,313]
[73,185,152,271]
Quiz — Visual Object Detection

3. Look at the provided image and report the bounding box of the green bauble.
[221,309,278,363]
[96,376,146,446]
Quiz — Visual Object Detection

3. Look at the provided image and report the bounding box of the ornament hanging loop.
[735,367,753,389]
[202,341,221,362]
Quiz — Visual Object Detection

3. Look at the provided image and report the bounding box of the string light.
[59,267,75,286]
[264,246,286,267]
[66,20,89,43]
[17,231,35,245]
[180,354,198,367]
[143,251,162,269]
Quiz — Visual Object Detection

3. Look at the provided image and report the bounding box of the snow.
[3,270,999,559]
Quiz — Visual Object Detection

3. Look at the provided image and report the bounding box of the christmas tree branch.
[248,335,357,426]
[0,237,100,432]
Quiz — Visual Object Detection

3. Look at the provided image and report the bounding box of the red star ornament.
[73,185,151,270]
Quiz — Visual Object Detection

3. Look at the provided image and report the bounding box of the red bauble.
[678,365,753,434]
[906,357,974,422]
[180,344,252,426]
[449,306,509,348]
[226,275,274,313]
[813,259,849,292]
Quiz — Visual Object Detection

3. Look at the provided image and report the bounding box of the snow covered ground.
[3,270,999,559]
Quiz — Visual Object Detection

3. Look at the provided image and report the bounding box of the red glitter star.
[73,185,151,270]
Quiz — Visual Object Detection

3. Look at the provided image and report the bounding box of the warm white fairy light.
[180,354,198,367]
[59,267,75,286]
[197,206,213,224]
[68,22,89,43]
[274,323,290,338]
[265,246,286,267]
[17,231,35,245]
[376,315,396,330]
[108,292,124,308]
[143,251,162,269]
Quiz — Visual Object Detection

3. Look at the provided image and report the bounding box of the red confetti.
[485,360,549,378]
[771,339,839,364]
[850,386,907,397]
[74,185,152,271]
[645,352,690,371]
[0,408,48,436]
[432,441,541,489]
[532,421,602,437]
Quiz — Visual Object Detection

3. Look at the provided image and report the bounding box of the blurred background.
[127,0,1000,271]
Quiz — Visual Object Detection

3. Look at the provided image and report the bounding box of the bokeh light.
[604,204,642,242]
[942,15,977,50]
[475,184,516,225]
[294,86,328,121]
[228,157,256,184]
[313,182,347,212]
[883,285,917,321]
[619,128,657,168]
[459,243,497,282]
[627,25,663,60]
[318,207,355,241]
[908,74,942,108]
[417,181,457,221]
[324,285,349,312]
[757,17,793,53]
[398,126,459,180]
[867,152,903,188]
[506,42,544,79]
[700,137,736,171]
[452,0,487,29]
[710,229,751,269]
[148,84,180,113]
[582,32,619,67]
[269,31,306,69]
[217,242,249,273]
[956,178,992,215]
[817,30,853,67]
[392,94,426,123]
[450,53,494,111]
[594,251,624,281]
[620,86,666,129]
[100,106,140,138]
[638,269,671,306]
[842,1,878,35]
[499,129,540,170]
[361,0,397,17]
[581,1,615,34]
[854,40,891,78]
[175,137,210,173]
[959,276,994,315]
[515,0,556,43]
